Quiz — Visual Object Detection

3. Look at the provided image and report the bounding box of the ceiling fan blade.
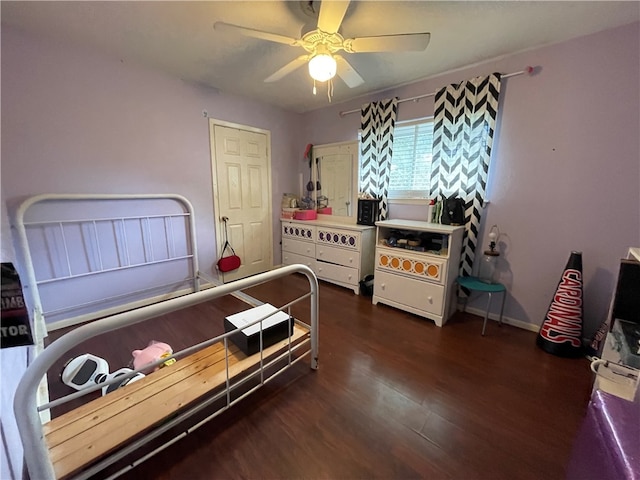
[264,55,310,83]
[335,55,364,88]
[347,33,430,53]
[214,22,300,46]
[317,0,350,34]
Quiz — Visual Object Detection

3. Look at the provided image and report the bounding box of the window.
[388,118,433,200]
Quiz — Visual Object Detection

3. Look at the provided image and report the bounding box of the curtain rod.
[338,66,534,117]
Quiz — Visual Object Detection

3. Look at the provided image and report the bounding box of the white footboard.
[14,264,319,480]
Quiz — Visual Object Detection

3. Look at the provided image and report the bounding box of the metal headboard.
[12,194,200,337]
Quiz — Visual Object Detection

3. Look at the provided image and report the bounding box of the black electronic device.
[612,259,640,325]
[224,304,293,356]
[357,198,379,226]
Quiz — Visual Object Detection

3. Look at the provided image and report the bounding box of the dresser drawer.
[316,261,359,287]
[282,238,315,258]
[375,248,446,285]
[374,269,444,316]
[316,227,361,251]
[316,244,360,269]
[282,223,315,242]
[282,251,316,271]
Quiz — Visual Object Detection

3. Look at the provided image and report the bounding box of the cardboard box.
[224,303,293,356]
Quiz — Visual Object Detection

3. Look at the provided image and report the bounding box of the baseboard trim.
[46,283,216,332]
[459,305,539,333]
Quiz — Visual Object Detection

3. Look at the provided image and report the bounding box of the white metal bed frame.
[11,194,319,479]
[12,193,201,334]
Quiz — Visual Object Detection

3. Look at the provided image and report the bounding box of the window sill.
[388,198,431,206]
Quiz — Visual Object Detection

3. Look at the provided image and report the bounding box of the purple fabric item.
[567,389,640,480]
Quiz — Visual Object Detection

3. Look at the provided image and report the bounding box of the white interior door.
[210,121,273,282]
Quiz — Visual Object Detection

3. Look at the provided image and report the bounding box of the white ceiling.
[2,1,639,113]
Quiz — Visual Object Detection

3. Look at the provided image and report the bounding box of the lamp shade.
[308,54,337,82]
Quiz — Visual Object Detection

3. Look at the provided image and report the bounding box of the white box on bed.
[224,303,294,356]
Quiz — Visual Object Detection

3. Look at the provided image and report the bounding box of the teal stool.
[456,276,507,336]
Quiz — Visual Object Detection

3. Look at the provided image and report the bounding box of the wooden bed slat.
[44,325,310,479]
[45,340,232,442]
[44,339,235,445]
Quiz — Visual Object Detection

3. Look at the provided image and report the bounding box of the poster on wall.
[1,263,34,348]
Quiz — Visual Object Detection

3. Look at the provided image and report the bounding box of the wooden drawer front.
[374,270,444,316]
[282,238,315,258]
[375,249,446,284]
[282,224,315,242]
[316,261,359,286]
[316,227,360,251]
[282,251,316,270]
[316,244,360,269]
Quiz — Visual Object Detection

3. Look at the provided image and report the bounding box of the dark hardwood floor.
[47,274,594,479]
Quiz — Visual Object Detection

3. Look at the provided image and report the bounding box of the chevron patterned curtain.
[430,73,502,276]
[360,98,398,220]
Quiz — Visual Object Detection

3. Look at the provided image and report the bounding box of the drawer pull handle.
[427,296,433,303]
[381,283,386,289]
[348,274,352,280]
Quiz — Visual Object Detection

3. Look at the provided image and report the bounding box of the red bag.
[217,243,241,272]
[217,217,241,272]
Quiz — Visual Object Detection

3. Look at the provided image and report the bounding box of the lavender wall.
[2,22,639,338]
[3,18,636,480]
[301,22,640,336]
[1,25,303,277]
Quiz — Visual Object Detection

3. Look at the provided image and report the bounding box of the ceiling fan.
[213,0,430,95]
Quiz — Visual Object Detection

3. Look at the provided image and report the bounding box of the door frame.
[208,118,274,278]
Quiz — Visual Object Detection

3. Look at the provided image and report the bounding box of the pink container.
[317,207,333,215]
[294,210,317,221]
[281,208,297,219]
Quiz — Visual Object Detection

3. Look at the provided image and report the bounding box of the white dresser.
[372,219,464,327]
[281,218,376,294]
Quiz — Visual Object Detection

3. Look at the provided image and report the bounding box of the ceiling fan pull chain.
[327,78,333,103]
[313,79,317,95]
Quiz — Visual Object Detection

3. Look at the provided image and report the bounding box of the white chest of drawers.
[372,219,464,327]
[281,219,375,294]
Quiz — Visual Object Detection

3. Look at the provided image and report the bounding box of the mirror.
[312,141,359,221]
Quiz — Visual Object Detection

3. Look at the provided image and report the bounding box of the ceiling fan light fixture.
[308,53,337,82]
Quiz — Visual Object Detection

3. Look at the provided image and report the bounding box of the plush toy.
[132,341,175,373]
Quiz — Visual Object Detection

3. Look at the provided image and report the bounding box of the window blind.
[389,120,434,198]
